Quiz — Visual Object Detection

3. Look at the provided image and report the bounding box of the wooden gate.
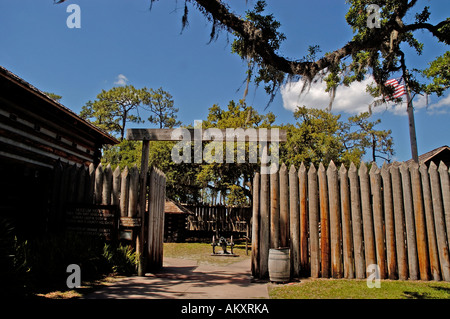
[52,162,166,275]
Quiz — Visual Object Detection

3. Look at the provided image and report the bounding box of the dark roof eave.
[0,66,119,146]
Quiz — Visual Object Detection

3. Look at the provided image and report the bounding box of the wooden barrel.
[268,248,291,283]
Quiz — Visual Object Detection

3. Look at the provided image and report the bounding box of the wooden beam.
[138,140,150,276]
[127,128,287,142]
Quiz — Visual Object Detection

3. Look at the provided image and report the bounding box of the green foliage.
[2,227,138,296]
[24,233,109,288]
[143,87,182,129]
[80,85,146,140]
[345,111,394,162]
[423,51,450,97]
[231,0,287,102]
[281,107,394,168]
[200,100,275,205]
[43,92,63,102]
[281,107,348,168]
[102,243,138,275]
[101,139,142,170]
[0,217,30,297]
[148,140,202,204]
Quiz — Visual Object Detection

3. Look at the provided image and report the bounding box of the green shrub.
[0,217,30,297]
[103,243,138,275]
[24,233,109,289]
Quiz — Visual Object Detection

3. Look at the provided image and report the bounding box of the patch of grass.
[34,274,127,299]
[163,242,251,266]
[268,278,450,299]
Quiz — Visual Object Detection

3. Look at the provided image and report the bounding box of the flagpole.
[405,79,419,163]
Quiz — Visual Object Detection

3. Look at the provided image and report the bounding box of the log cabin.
[0,66,119,237]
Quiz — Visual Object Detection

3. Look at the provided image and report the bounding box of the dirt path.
[84,257,269,299]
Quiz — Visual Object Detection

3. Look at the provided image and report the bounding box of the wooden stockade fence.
[51,162,166,271]
[184,204,252,235]
[251,161,450,282]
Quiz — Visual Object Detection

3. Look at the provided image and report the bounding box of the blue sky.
[0,0,449,163]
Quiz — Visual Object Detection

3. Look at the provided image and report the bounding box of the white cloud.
[114,74,129,86]
[427,93,450,114]
[281,77,450,116]
[281,77,376,114]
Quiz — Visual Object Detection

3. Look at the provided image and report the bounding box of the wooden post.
[112,166,121,206]
[400,162,419,280]
[289,165,300,278]
[138,140,150,277]
[420,163,441,281]
[279,163,290,248]
[67,164,77,204]
[349,162,365,279]
[299,163,309,276]
[381,163,398,280]
[438,161,450,246]
[318,163,330,278]
[429,162,450,281]
[340,164,354,279]
[270,169,280,249]
[120,166,130,217]
[160,170,167,268]
[359,162,376,277]
[147,169,155,268]
[308,164,320,278]
[251,172,260,278]
[327,161,342,278]
[369,163,387,279]
[128,165,139,218]
[76,166,86,203]
[94,163,103,204]
[259,166,270,279]
[410,162,430,280]
[391,164,409,280]
[102,164,112,205]
[86,163,95,204]
[51,161,63,230]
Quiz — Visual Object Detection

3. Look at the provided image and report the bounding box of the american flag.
[385,77,407,100]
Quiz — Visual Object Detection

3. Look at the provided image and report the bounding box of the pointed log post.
[112,166,121,206]
[86,163,95,204]
[120,166,130,217]
[138,140,150,277]
[259,166,270,279]
[299,163,309,277]
[400,162,419,280]
[279,163,290,248]
[410,162,430,280]
[359,162,376,277]
[381,163,398,280]
[419,163,441,281]
[390,164,409,280]
[251,172,260,278]
[270,169,280,249]
[318,163,330,278]
[340,164,354,279]
[438,162,450,246]
[308,163,320,278]
[289,165,300,278]
[94,163,103,204]
[128,165,139,218]
[327,161,342,278]
[102,164,113,205]
[369,163,387,279]
[349,162,365,279]
[430,162,450,281]
[76,166,86,203]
